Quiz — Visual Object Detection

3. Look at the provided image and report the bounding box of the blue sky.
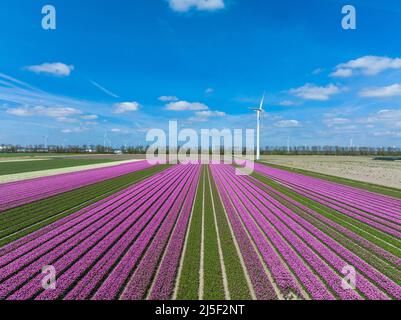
[1,0,401,148]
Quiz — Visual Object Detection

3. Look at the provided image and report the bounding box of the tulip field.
[1,160,401,300]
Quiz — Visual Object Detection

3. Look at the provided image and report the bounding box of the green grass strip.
[260,162,401,199]
[251,173,401,259]
[175,166,205,300]
[203,167,225,300]
[0,158,120,175]
[0,165,169,247]
[208,168,252,300]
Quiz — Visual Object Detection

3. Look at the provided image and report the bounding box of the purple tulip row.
[0,165,199,300]
[236,170,401,299]
[0,164,179,268]
[213,165,334,300]
[254,164,401,234]
[249,177,401,269]
[211,164,401,300]
[121,166,200,300]
[210,165,301,300]
[0,160,152,212]
[254,164,401,214]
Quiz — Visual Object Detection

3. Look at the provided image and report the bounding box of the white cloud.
[81,114,98,120]
[195,110,225,117]
[25,62,74,77]
[324,117,351,127]
[62,127,88,134]
[57,117,79,123]
[359,109,401,128]
[289,84,340,101]
[373,131,401,137]
[113,101,140,114]
[335,56,401,76]
[168,0,225,12]
[158,96,179,102]
[330,68,353,78]
[6,106,81,118]
[359,84,401,98]
[166,100,209,111]
[276,120,301,128]
[205,88,214,94]
[189,110,226,121]
[111,128,122,132]
[278,100,299,106]
[312,68,324,75]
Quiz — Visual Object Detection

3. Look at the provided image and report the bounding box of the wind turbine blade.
[259,92,265,110]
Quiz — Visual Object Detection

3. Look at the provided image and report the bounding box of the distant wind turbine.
[287,136,290,154]
[104,130,108,149]
[251,93,265,161]
[43,135,49,150]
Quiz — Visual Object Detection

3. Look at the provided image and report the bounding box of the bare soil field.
[261,155,401,189]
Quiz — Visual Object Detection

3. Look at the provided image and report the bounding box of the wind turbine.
[103,130,108,149]
[251,93,265,161]
[43,135,49,150]
[287,136,290,154]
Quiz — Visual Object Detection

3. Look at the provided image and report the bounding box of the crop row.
[175,166,252,300]
[253,164,401,253]
[211,164,401,300]
[0,165,169,247]
[0,160,152,212]
[0,164,200,300]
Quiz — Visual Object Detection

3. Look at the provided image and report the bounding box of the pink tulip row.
[254,164,401,233]
[120,166,200,300]
[0,160,152,212]
[210,165,302,300]
[250,177,401,269]
[0,165,199,300]
[0,164,176,267]
[254,164,401,214]
[211,164,401,300]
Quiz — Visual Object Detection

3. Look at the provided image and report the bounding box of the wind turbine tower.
[287,136,290,154]
[43,135,49,150]
[251,93,265,161]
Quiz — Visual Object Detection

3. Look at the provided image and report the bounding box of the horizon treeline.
[1,143,400,156]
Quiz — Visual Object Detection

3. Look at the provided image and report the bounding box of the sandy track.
[261,156,401,189]
[0,159,145,184]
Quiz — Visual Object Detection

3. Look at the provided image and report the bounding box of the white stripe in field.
[0,159,144,184]
[199,168,206,300]
[207,168,230,300]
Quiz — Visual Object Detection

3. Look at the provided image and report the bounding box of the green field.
[0,158,121,175]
